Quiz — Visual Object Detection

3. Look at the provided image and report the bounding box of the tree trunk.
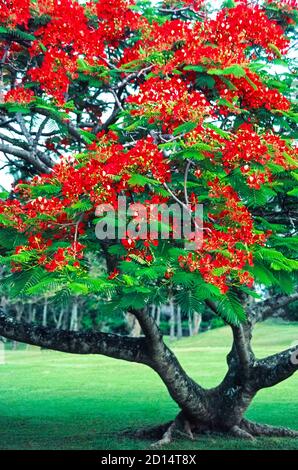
[134,309,298,443]
[70,298,79,331]
[126,312,142,337]
[176,306,183,339]
[169,301,175,340]
[193,312,202,335]
[42,298,48,327]
[188,312,193,336]
[56,308,64,330]
[155,306,161,327]
[0,299,297,445]
[12,302,24,350]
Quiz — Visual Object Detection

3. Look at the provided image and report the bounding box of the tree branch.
[0,132,53,169]
[231,325,252,377]
[131,308,163,349]
[0,144,50,173]
[253,345,298,389]
[0,309,151,365]
[131,308,207,417]
[34,107,82,142]
[248,292,298,324]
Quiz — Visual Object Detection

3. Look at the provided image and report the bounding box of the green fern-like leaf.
[216,291,246,324]
[175,290,203,314]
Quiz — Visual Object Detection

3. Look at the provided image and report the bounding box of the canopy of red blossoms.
[0,0,297,297]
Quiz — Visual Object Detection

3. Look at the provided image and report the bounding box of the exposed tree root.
[133,422,171,439]
[150,412,195,447]
[230,425,255,440]
[151,421,177,447]
[241,419,298,438]
[125,416,298,447]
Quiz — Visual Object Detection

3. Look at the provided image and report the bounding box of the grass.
[0,319,297,450]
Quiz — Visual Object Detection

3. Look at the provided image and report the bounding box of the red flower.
[121,238,136,249]
[4,87,35,104]
[108,268,120,280]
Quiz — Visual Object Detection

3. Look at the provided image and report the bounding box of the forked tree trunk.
[132,309,298,444]
[0,298,297,445]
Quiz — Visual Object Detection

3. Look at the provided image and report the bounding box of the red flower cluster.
[23,196,66,218]
[216,71,290,113]
[207,178,267,246]
[265,133,297,169]
[125,137,170,182]
[179,251,254,294]
[158,1,290,78]
[120,237,154,265]
[28,49,79,105]
[127,76,211,133]
[45,242,84,272]
[177,178,267,292]
[208,2,289,57]
[0,131,170,273]
[22,0,143,104]
[246,169,273,190]
[4,87,35,104]
[95,0,142,43]
[0,0,30,27]
[15,233,52,253]
[49,135,170,205]
[0,0,296,295]
[222,124,270,170]
[31,0,95,53]
[119,19,190,68]
[220,124,296,187]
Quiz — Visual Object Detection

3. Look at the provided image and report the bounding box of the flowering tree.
[0,0,298,444]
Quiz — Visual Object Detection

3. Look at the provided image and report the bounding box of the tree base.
[128,416,298,447]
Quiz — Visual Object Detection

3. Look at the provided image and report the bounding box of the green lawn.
[0,320,297,450]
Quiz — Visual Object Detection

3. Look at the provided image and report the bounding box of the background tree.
[0,0,298,445]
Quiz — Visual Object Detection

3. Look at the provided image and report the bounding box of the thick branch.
[253,346,298,389]
[132,309,207,419]
[132,308,163,349]
[0,143,50,173]
[0,310,151,365]
[0,132,53,169]
[34,107,82,142]
[231,325,252,377]
[248,292,298,324]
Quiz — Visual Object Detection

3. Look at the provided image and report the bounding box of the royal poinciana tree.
[0,0,298,444]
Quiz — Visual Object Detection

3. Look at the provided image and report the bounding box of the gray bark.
[169,302,175,340]
[176,306,183,339]
[42,298,48,327]
[193,312,202,335]
[70,298,79,331]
